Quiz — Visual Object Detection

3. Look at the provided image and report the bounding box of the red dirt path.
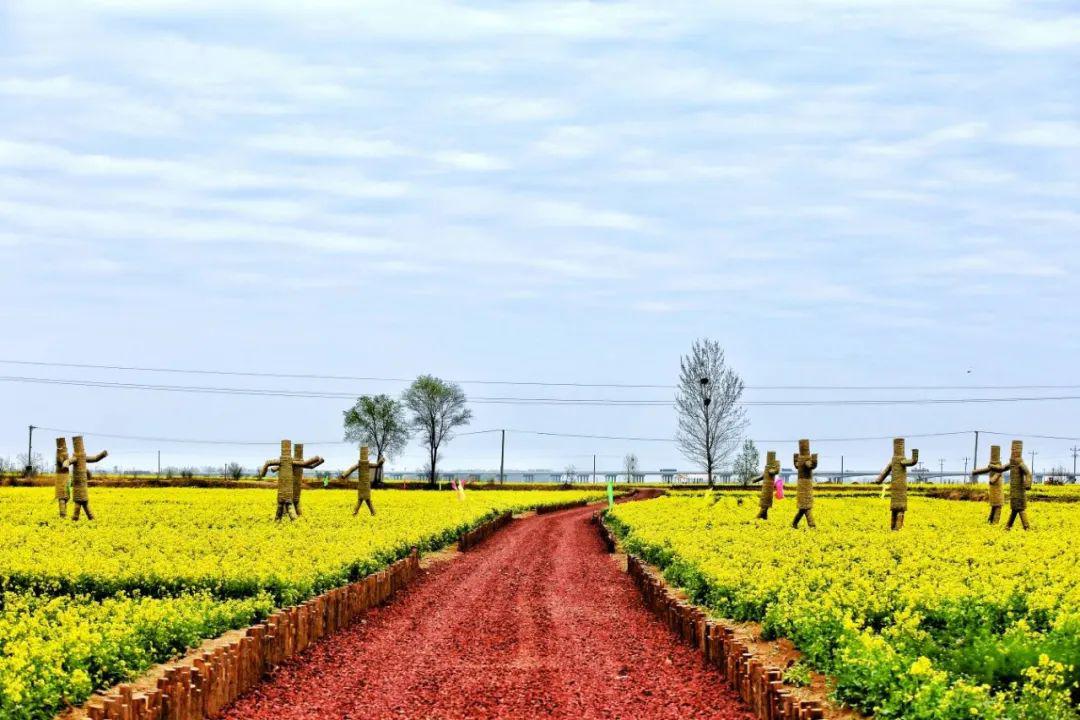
[221,504,752,719]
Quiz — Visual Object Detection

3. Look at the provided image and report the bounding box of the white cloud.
[0,75,115,100]
[526,199,647,231]
[632,300,682,313]
[249,133,408,158]
[532,126,606,159]
[0,139,411,198]
[855,122,987,159]
[933,247,1067,278]
[431,151,509,172]
[1001,122,1080,149]
[461,96,573,123]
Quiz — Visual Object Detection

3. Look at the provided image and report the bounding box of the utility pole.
[840,455,844,482]
[1071,446,1079,479]
[593,454,597,485]
[938,458,945,484]
[499,430,505,484]
[963,457,969,477]
[971,431,979,483]
[25,425,35,477]
[157,450,161,477]
[1030,451,1037,477]
[700,377,712,486]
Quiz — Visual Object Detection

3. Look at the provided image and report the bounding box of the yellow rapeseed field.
[0,487,603,720]
[607,494,1080,720]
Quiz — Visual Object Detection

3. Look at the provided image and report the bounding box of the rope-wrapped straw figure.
[791,439,818,529]
[290,443,324,516]
[54,437,70,518]
[874,438,919,531]
[259,440,299,521]
[341,445,383,516]
[751,450,781,520]
[972,445,1005,524]
[63,435,107,521]
[1005,440,1033,530]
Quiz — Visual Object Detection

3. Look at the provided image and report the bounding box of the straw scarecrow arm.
[903,449,919,467]
[874,463,892,484]
[258,460,280,479]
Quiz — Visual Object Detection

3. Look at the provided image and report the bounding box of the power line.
[35,427,343,446]
[24,426,1080,453]
[27,426,981,447]
[511,430,675,443]
[978,430,1080,441]
[4,358,1080,392]
[35,426,505,446]
[8,375,1080,407]
[513,429,977,443]
[742,396,1080,407]
[0,359,672,389]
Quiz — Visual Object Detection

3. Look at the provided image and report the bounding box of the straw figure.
[290,443,325,516]
[792,439,818,528]
[63,435,107,521]
[54,437,70,518]
[259,440,300,521]
[972,445,1006,524]
[341,446,382,516]
[874,438,919,531]
[751,450,781,520]
[1005,440,1033,530]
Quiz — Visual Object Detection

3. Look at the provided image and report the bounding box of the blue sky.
[1,1,1078,475]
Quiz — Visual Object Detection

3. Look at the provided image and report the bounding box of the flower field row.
[0,487,603,604]
[607,495,1080,720]
[0,487,604,719]
[0,591,273,720]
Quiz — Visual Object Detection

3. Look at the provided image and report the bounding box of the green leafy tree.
[733,438,760,487]
[344,394,411,488]
[402,375,472,487]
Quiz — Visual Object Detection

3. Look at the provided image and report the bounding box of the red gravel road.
[221,503,752,720]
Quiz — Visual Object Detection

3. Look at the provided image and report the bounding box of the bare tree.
[402,375,472,487]
[225,462,244,481]
[344,394,411,488]
[675,338,748,487]
[564,464,577,484]
[624,453,638,484]
[17,452,44,477]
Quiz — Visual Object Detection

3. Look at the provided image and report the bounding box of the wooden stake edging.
[536,498,589,514]
[458,511,513,551]
[73,505,531,720]
[78,548,421,720]
[595,514,830,720]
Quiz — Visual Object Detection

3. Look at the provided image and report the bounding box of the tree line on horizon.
[344,338,751,488]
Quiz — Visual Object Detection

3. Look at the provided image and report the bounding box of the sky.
[1,0,1078,476]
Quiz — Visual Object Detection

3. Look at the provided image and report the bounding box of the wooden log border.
[596,515,828,720]
[536,498,589,514]
[458,511,513,551]
[74,507,527,720]
[78,549,421,720]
